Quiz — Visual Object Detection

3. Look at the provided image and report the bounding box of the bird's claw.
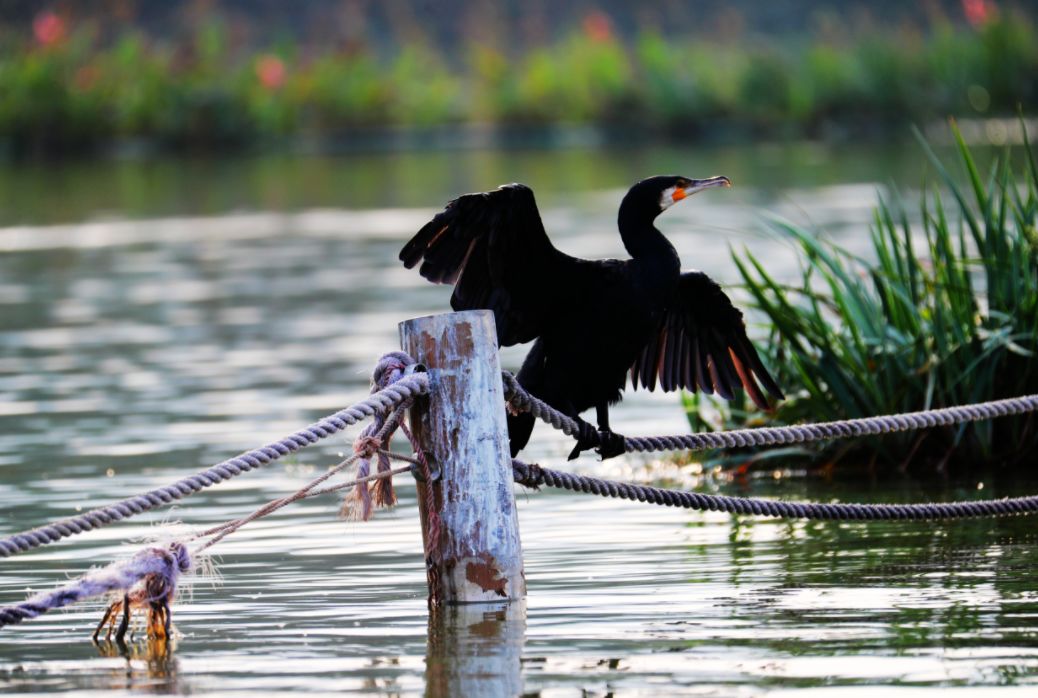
[568,422,626,461]
[567,420,599,461]
[597,429,626,460]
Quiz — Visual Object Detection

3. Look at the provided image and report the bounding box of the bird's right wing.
[630,271,784,409]
[399,183,571,345]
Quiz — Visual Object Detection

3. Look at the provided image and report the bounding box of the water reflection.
[92,637,181,694]
[0,142,934,227]
[2,484,1037,693]
[425,602,526,697]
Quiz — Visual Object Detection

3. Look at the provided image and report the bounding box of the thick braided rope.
[0,368,429,559]
[502,372,1038,453]
[511,460,1038,520]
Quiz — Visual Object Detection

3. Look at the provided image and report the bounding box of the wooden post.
[399,310,526,606]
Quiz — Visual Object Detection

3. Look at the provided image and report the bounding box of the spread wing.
[630,271,784,409]
[399,183,570,345]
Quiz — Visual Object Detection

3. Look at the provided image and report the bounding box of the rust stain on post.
[465,553,508,597]
[400,310,526,606]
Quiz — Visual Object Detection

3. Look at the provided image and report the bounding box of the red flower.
[582,11,613,43]
[33,10,66,46]
[963,0,997,26]
[256,54,286,90]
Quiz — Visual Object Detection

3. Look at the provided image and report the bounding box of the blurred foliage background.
[1,0,1036,159]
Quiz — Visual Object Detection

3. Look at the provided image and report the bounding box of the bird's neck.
[619,215,680,276]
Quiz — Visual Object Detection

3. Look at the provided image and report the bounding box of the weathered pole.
[399,310,526,606]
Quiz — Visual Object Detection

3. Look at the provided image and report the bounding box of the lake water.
[1,142,1036,696]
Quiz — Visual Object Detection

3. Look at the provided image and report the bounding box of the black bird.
[399,175,784,460]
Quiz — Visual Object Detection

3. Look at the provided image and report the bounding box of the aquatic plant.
[687,122,1038,475]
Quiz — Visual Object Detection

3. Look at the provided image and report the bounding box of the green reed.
[687,122,1038,474]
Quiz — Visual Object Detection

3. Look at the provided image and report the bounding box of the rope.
[7,354,1035,559]
[7,345,1038,634]
[511,460,1038,520]
[0,361,428,559]
[190,455,416,543]
[502,372,1038,454]
[195,404,409,553]
[399,419,442,549]
[340,352,419,521]
[1,406,420,632]
[0,458,413,632]
[0,543,190,630]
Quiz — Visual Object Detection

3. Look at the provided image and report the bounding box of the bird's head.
[621,174,732,221]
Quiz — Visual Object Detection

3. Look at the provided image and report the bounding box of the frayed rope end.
[0,542,191,640]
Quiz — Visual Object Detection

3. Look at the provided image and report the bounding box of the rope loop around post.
[340,352,421,521]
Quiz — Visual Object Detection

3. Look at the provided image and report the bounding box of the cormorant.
[399,175,783,460]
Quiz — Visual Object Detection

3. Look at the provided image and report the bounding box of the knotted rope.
[502,371,1038,453]
[341,352,419,521]
[511,460,1038,519]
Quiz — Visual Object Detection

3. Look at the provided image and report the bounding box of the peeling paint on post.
[399,310,526,606]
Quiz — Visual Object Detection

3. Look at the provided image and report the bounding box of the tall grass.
[688,123,1038,475]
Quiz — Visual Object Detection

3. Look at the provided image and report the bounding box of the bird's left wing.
[399,183,571,345]
[629,271,784,409]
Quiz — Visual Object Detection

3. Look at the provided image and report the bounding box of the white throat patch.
[660,185,681,210]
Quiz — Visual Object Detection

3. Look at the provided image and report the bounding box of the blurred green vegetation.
[0,11,1036,157]
[686,122,1038,476]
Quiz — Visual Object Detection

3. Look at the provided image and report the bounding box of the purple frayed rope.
[0,542,190,630]
[341,352,417,521]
